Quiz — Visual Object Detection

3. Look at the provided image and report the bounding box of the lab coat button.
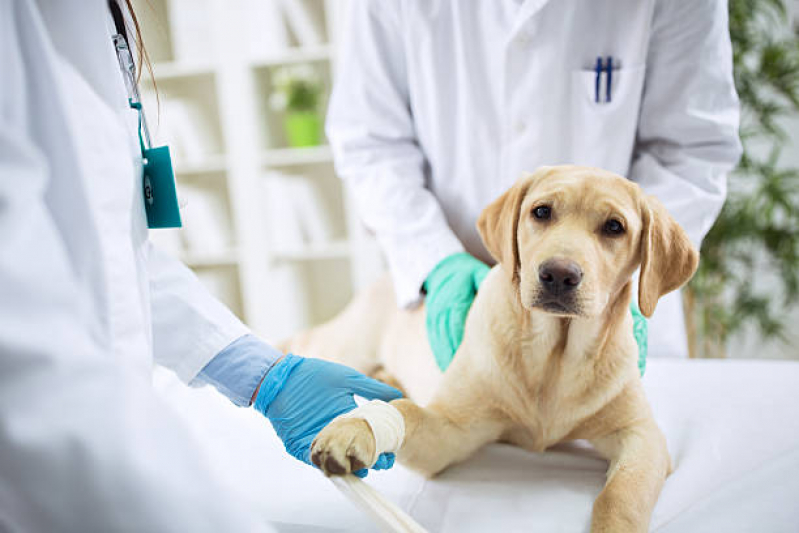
[515,121,526,134]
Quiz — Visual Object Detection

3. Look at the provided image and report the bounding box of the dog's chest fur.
[482,298,629,452]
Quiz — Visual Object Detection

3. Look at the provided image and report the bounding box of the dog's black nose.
[539,259,583,292]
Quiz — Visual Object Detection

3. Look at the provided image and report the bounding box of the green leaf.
[691,0,799,354]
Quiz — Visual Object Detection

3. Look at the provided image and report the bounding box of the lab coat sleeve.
[628,0,742,248]
[326,0,465,307]
[147,246,250,383]
[192,334,283,407]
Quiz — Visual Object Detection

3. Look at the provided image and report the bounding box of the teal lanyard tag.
[131,102,182,229]
[114,34,182,229]
[142,145,182,228]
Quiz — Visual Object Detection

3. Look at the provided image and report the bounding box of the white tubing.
[339,400,405,466]
[330,475,428,533]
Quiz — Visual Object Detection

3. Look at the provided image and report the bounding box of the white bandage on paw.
[339,399,405,466]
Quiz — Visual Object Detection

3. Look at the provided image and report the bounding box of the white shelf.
[249,45,333,68]
[262,145,332,167]
[175,155,228,176]
[272,241,350,261]
[181,248,240,267]
[151,61,215,81]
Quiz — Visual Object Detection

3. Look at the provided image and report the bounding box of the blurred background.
[134,0,799,360]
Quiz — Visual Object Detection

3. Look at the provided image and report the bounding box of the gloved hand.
[253,354,403,478]
[630,303,648,377]
[423,252,490,372]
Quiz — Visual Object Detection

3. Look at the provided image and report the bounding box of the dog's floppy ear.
[477,170,541,277]
[638,195,699,317]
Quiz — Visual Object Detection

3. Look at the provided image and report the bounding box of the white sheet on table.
[154,359,799,532]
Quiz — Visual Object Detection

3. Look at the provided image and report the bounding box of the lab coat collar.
[511,0,552,36]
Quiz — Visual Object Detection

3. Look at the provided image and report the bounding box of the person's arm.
[189,334,403,478]
[326,0,464,307]
[148,228,403,478]
[0,8,269,530]
[629,0,742,248]
[147,245,252,382]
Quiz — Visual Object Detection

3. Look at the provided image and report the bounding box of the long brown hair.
[121,0,155,86]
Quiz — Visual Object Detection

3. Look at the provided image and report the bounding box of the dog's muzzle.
[533,258,583,315]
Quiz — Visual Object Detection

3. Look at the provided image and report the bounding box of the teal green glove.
[423,252,490,371]
[631,303,648,377]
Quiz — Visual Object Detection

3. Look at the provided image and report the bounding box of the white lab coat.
[327,0,742,358]
[0,1,272,530]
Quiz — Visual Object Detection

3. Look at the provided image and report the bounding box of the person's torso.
[30,0,153,373]
[400,0,654,262]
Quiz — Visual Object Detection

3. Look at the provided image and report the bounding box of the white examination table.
[155,359,799,532]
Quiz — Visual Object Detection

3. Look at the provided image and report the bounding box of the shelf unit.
[272,240,351,262]
[135,0,383,342]
[261,145,333,166]
[181,248,241,268]
[249,44,334,67]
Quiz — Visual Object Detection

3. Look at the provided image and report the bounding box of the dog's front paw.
[311,418,376,476]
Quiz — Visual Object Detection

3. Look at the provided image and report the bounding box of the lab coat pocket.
[569,65,646,176]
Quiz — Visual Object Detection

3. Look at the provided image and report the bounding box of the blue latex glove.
[253,354,403,478]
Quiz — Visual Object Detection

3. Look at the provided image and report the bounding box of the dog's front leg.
[589,421,670,533]
[311,395,504,478]
[391,398,505,477]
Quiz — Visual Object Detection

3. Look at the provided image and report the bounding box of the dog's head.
[476,166,698,318]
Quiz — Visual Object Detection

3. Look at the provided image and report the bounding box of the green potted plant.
[270,64,324,148]
[684,0,799,358]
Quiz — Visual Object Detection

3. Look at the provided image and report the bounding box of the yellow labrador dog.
[287,165,698,532]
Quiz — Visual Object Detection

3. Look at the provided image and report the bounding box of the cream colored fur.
[286,166,698,532]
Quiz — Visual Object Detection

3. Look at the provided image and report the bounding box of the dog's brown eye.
[603,219,625,235]
[532,206,551,220]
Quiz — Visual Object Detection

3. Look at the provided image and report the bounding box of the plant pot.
[284,111,322,148]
